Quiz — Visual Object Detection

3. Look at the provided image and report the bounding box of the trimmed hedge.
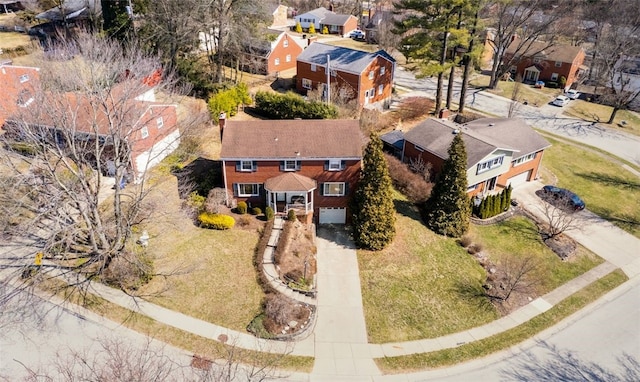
[472,185,512,219]
[198,213,235,230]
[208,83,251,123]
[237,201,248,214]
[254,91,338,120]
[265,206,275,221]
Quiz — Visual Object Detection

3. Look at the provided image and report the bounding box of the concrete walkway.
[312,226,381,379]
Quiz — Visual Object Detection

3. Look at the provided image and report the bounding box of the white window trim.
[378,84,383,95]
[476,156,504,174]
[323,182,345,196]
[240,160,254,172]
[275,58,280,66]
[311,64,317,72]
[380,66,386,75]
[328,159,342,171]
[283,39,289,47]
[512,153,536,166]
[19,74,29,83]
[284,160,298,171]
[555,61,562,67]
[156,116,164,128]
[237,183,260,197]
[368,70,374,80]
[286,54,291,62]
[140,126,149,139]
[302,78,312,89]
[551,72,559,81]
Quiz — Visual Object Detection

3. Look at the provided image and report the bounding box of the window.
[414,145,424,152]
[156,117,164,128]
[19,74,29,83]
[237,183,260,197]
[275,58,280,66]
[551,72,559,81]
[239,160,255,172]
[368,70,374,80]
[283,39,289,48]
[555,61,562,67]
[141,126,149,139]
[476,156,504,174]
[302,78,312,89]
[378,84,383,95]
[510,65,517,73]
[330,69,336,77]
[533,57,541,64]
[286,54,291,62]
[327,159,344,171]
[311,64,317,72]
[323,182,345,196]
[380,66,386,75]
[283,160,298,171]
[369,88,374,98]
[467,183,478,192]
[512,153,536,166]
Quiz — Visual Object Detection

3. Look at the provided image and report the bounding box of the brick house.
[503,37,586,88]
[294,7,358,36]
[397,117,550,196]
[219,118,362,224]
[242,29,305,75]
[1,64,179,181]
[296,42,395,108]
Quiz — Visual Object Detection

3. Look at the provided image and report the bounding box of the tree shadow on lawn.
[393,199,423,223]
[494,215,541,242]
[575,171,640,190]
[454,279,496,314]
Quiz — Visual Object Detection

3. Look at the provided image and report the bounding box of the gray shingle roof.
[322,13,352,26]
[506,38,584,64]
[403,118,550,168]
[220,119,362,159]
[297,42,395,74]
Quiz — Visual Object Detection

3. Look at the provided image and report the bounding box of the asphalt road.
[394,67,640,167]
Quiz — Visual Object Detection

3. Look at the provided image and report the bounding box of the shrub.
[385,154,433,204]
[398,97,434,120]
[186,191,206,213]
[308,23,316,34]
[472,186,512,219]
[207,83,252,122]
[237,215,252,227]
[322,26,328,34]
[287,209,297,222]
[237,201,248,214]
[254,91,338,119]
[198,212,235,230]
[265,206,275,221]
[251,207,262,215]
[295,22,302,33]
[458,234,473,248]
[8,142,38,156]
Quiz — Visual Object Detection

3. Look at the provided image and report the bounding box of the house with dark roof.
[1,63,179,181]
[399,117,550,196]
[503,38,586,88]
[296,42,395,108]
[219,117,362,224]
[294,7,358,36]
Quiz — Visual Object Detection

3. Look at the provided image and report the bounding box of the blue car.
[542,185,586,210]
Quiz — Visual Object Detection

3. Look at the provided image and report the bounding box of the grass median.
[376,269,628,373]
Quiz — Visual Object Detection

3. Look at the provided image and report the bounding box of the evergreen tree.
[352,134,396,250]
[295,21,302,33]
[102,0,134,41]
[422,134,470,236]
[308,23,316,34]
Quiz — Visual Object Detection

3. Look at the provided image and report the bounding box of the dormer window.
[156,117,164,128]
[283,39,289,48]
[19,74,29,83]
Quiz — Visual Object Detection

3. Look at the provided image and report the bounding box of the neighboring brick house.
[294,7,358,36]
[242,29,305,75]
[219,118,362,224]
[1,64,179,181]
[296,42,395,108]
[397,117,550,197]
[503,37,586,88]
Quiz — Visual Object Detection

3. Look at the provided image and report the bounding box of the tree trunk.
[435,26,449,115]
[607,106,619,124]
[489,49,501,89]
[459,8,479,114]
[446,64,455,110]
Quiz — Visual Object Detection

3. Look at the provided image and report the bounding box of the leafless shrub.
[237,215,252,227]
[409,155,433,181]
[359,108,398,134]
[397,97,434,120]
[458,234,473,248]
[385,153,433,203]
[263,294,301,327]
[205,187,231,214]
[101,250,154,291]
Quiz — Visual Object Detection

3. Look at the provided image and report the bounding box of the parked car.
[348,29,365,39]
[542,185,586,210]
[552,95,570,106]
[566,89,581,99]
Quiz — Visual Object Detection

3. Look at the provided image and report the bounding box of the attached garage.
[319,207,346,224]
[507,170,531,188]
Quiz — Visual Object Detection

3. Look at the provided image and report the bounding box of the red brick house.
[1,64,179,181]
[243,29,305,75]
[219,118,362,224]
[397,118,550,197]
[503,37,586,88]
[296,42,395,108]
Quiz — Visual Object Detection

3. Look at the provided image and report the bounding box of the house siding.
[223,159,361,224]
[130,105,179,176]
[267,33,303,75]
[496,150,544,188]
[506,48,585,87]
[402,142,444,176]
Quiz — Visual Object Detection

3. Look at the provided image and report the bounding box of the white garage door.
[507,170,531,188]
[319,207,346,224]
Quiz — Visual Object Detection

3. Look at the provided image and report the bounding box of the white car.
[552,95,570,107]
[348,29,365,39]
[566,89,581,99]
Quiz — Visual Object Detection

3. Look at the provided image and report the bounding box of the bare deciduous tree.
[540,197,582,239]
[485,255,540,303]
[508,74,524,118]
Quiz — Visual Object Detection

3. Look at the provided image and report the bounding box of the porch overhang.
[264,172,316,192]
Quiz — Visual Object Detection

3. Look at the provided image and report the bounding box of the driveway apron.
[312,226,381,379]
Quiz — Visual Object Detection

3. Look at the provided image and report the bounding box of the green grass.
[542,137,640,238]
[376,269,628,373]
[470,217,603,293]
[358,194,499,343]
[564,100,640,137]
[0,32,32,50]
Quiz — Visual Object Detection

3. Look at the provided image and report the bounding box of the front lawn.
[470,74,559,107]
[0,32,31,51]
[541,136,640,238]
[358,194,499,343]
[563,100,640,137]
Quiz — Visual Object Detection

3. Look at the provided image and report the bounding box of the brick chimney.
[219,112,226,141]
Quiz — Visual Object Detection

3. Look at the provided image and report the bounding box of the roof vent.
[274,137,278,141]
